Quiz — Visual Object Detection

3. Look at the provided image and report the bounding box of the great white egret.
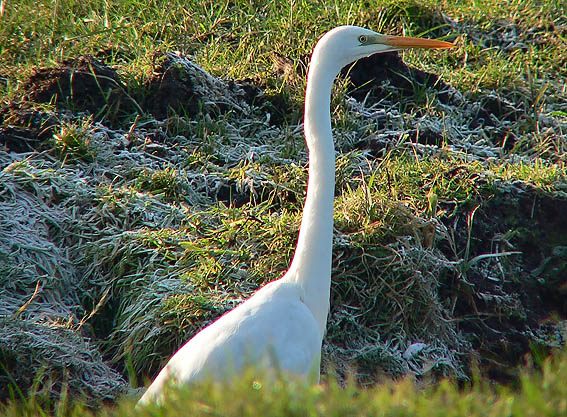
[138,25,454,405]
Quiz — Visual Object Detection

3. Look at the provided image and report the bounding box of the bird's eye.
[358,35,367,44]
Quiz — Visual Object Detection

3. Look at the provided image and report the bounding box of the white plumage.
[138,26,454,406]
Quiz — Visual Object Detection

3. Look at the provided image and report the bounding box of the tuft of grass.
[51,120,97,162]
[133,167,183,200]
[491,160,565,189]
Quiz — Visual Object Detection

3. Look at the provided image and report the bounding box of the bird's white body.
[138,26,453,406]
[139,281,321,403]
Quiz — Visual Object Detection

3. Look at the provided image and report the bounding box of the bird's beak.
[383,35,455,50]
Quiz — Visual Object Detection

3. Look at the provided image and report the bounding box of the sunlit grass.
[1,349,567,416]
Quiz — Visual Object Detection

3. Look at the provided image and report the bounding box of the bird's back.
[138,279,322,405]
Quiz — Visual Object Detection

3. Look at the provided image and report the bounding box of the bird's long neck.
[285,55,337,335]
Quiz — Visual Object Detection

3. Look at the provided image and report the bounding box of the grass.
[2,350,567,416]
[1,0,567,415]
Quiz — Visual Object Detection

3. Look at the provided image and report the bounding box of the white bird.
[138,25,454,405]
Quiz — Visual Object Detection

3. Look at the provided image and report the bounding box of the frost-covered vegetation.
[0,0,566,415]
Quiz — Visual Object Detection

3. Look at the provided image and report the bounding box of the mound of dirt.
[21,56,138,127]
[10,53,265,128]
[144,52,264,120]
[343,52,453,103]
[275,50,454,104]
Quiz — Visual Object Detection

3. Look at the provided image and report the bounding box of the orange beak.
[384,35,455,50]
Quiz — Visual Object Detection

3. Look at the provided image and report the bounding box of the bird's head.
[310,25,454,77]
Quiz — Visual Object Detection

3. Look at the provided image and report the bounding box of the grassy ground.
[1,0,567,415]
[3,352,567,416]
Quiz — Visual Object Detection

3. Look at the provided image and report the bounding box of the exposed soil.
[21,56,138,128]
[0,108,60,152]
[276,50,455,105]
[143,52,264,120]
[2,53,265,139]
[344,52,453,104]
[438,183,567,381]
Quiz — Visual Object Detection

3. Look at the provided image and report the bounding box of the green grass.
[2,350,567,416]
[1,0,567,415]
[3,0,565,107]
